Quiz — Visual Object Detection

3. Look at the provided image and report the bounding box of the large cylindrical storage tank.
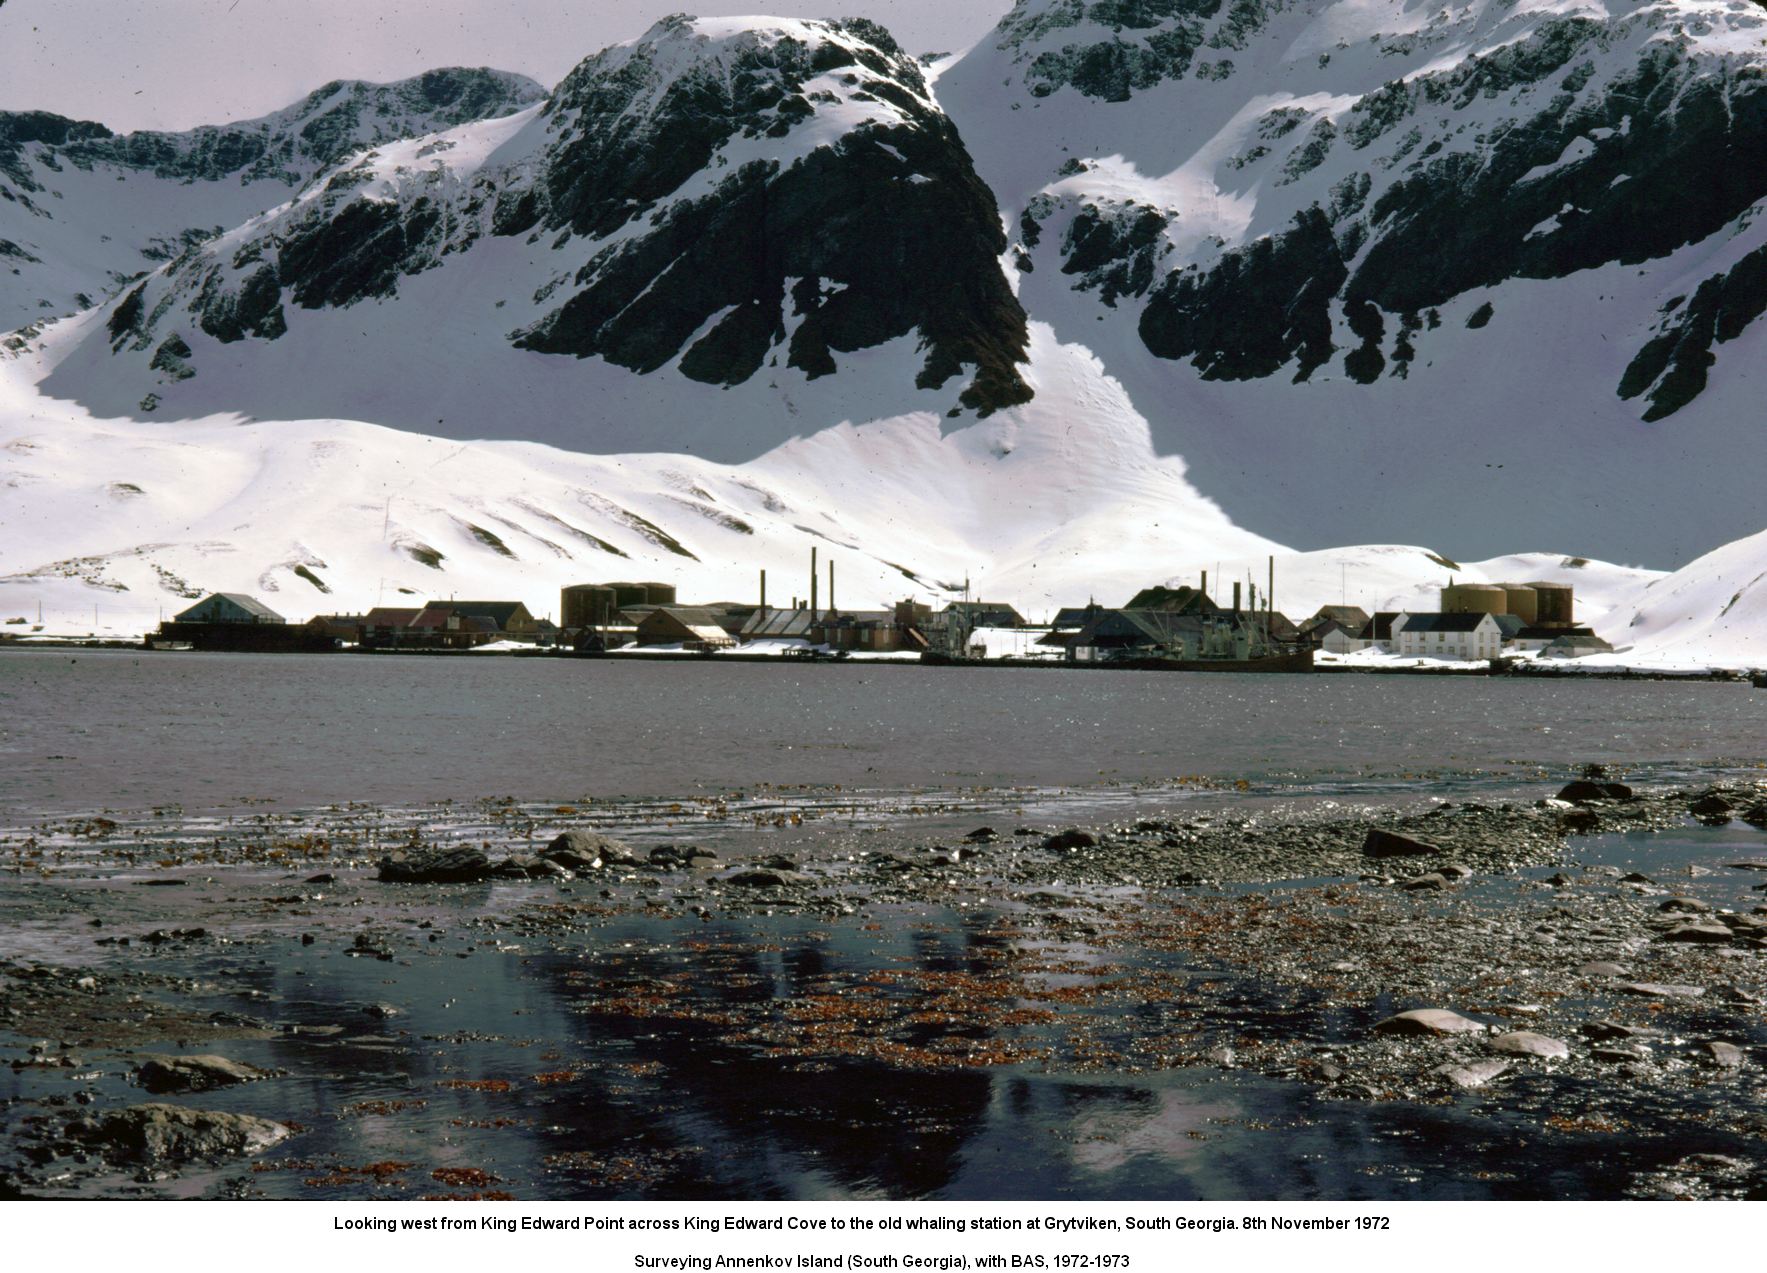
[607,582,651,609]
[1496,584,1538,625]
[562,585,617,628]
[1528,582,1574,626]
[640,582,678,605]
[1441,583,1508,615]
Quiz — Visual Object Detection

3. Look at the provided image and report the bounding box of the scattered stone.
[1043,829,1097,853]
[1558,808,1601,833]
[304,873,336,884]
[69,1103,295,1165]
[1582,1020,1664,1041]
[1363,829,1437,858]
[135,1054,281,1094]
[543,830,641,869]
[1593,1043,1651,1064]
[1577,962,1629,977]
[1724,861,1767,871]
[1557,780,1630,804]
[1739,804,1767,828]
[377,846,492,883]
[964,827,997,843]
[1619,982,1704,998]
[1699,1041,1745,1069]
[1434,1059,1509,1088]
[1658,896,1711,913]
[1372,1008,1487,1037]
[1620,871,1658,885]
[1401,873,1448,891]
[364,1002,401,1019]
[726,868,810,888]
[1488,1031,1570,1060]
[1659,923,1733,944]
[1435,863,1472,880]
[1689,794,1733,820]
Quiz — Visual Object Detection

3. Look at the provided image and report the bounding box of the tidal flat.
[3,780,1765,1200]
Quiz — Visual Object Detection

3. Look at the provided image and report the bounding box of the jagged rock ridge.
[93,17,1032,418]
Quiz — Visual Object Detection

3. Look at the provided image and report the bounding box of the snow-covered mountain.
[0,68,545,331]
[937,0,1767,564]
[2,6,1764,663]
[37,18,1029,453]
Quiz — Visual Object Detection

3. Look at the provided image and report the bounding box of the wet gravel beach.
[3,776,1764,1200]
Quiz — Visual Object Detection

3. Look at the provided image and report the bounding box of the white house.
[1390,612,1503,661]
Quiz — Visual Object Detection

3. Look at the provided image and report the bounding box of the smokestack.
[1232,582,1241,612]
[1201,569,1208,598]
[810,546,818,616]
[1268,555,1275,641]
[828,559,835,616]
[760,569,767,611]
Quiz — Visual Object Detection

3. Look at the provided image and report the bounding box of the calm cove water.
[1,648,1762,817]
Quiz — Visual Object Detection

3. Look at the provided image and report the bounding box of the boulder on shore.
[376,845,492,883]
[1373,1008,1487,1037]
[542,830,641,870]
[135,1054,281,1094]
[1488,1031,1570,1060]
[70,1103,295,1165]
[1362,829,1437,858]
[1043,828,1098,853]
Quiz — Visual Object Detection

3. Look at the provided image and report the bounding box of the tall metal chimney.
[760,569,767,611]
[1232,581,1241,612]
[810,547,818,616]
[828,559,835,616]
[1201,569,1208,598]
[1268,555,1275,640]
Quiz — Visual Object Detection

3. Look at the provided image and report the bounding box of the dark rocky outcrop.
[1140,208,1346,382]
[509,20,1031,412]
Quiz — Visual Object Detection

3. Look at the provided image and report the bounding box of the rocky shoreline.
[2,776,1764,1199]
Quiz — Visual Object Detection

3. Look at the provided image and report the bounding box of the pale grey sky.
[0,1,1014,132]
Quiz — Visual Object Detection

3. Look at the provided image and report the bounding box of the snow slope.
[0,321,1277,637]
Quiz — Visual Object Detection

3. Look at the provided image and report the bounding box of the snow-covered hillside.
[0,69,545,331]
[0,323,1276,637]
[1,7,1763,665]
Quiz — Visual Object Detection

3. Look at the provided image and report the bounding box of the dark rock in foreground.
[377,845,492,883]
[544,830,641,869]
[70,1103,295,1165]
[135,1054,281,1094]
[1363,828,1437,858]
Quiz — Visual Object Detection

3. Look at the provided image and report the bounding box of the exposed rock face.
[50,69,546,186]
[99,18,1032,418]
[993,0,1286,102]
[980,0,1767,419]
[0,70,545,330]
